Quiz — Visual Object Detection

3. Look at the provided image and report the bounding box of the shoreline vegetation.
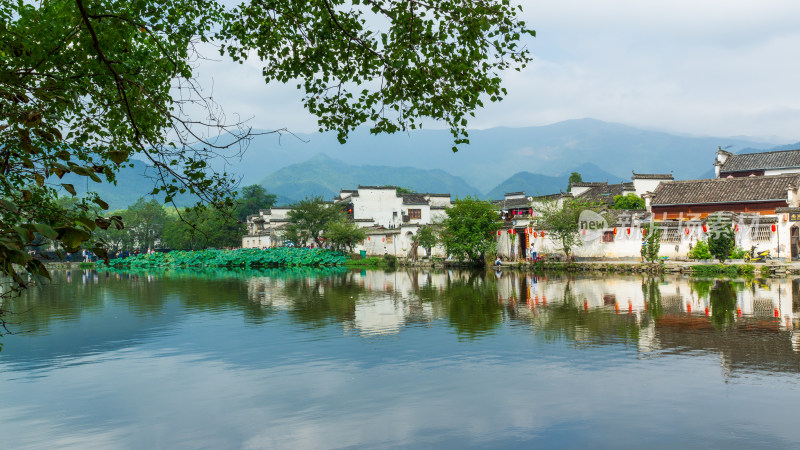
[58,248,787,277]
[99,248,348,269]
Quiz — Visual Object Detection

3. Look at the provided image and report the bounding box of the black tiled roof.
[652,175,799,205]
[494,197,531,209]
[402,194,428,205]
[632,172,674,180]
[720,149,800,173]
[576,183,629,205]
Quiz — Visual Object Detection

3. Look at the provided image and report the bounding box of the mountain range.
[218,118,779,191]
[79,118,797,209]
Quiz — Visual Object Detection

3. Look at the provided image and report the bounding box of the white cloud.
[194,1,800,143]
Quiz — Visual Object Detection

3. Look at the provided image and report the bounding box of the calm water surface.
[2,268,800,449]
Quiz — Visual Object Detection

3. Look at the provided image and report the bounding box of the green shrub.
[99,248,348,269]
[688,241,712,260]
[729,247,747,259]
[383,254,398,267]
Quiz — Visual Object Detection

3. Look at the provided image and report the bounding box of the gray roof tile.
[720,149,800,173]
[652,174,799,205]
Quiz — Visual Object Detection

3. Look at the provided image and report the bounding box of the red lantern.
[533,232,538,238]
[702,224,708,233]
[582,229,586,235]
[784,214,789,222]
[497,230,502,236]
[685,227,690,235]
[771,224,777,232]
[613,227,617,235]
[642,228,647,236]
[368,236,371,241]
[734,224,739,232]
[626,228,631,235]
[382,237,385,242]
[541,231,545,237]
[529,208,533,215]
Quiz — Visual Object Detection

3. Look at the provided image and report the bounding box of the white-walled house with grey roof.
[243,185,452,257]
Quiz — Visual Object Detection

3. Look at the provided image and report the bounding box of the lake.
[1,268,800,449]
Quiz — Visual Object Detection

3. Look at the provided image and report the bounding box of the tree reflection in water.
[4,268,800,376]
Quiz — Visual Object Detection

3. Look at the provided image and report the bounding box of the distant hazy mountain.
[58,160,198,211]
[219,118,776,192]
[485,163,627,200]
[259,154,483,204]
[58,118,792,209]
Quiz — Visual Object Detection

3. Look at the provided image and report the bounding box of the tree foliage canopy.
[534,198,601,258]
[611,193,646,210]
[0,0,533,292]
[707,215,735,263]
[324,218,366,252]
[286,196,342,246]
[567,172,582,191]
[439,197,498,264]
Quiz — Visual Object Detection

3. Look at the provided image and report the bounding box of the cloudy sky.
[198,0,800,144]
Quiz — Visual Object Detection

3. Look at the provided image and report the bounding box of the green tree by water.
[0,0,533,294]
[413,226,439,258]
[439,197,498,264]
[125,199,168,251]
[235,185,277,222]
[535,198,602,259]
[163,206,244,250]
[641,226,662,262]
[324,218,367,253]
[286,196,343,246]
[707,215,735,263]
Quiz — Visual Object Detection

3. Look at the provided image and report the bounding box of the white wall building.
[243,186,452,257]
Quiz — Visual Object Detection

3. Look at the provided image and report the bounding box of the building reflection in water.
[11,267,799,376]
[245,269,800,375]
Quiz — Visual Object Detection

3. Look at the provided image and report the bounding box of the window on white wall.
[660,228,681,243]
[409,209,421,219]
[751,225,772,242]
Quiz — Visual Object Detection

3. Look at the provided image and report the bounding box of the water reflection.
[3,268,800,448]
[5,269,800,366]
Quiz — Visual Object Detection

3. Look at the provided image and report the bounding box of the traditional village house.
[715,147,800,178]
[495,171,680,260]
[335,186,451,257]
[242,186,452,256]
[242,206,292,249]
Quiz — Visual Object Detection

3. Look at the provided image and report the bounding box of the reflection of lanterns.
[772,224,777,232]
[702,224,708,233]
[382,237,385,242]
[582,229,586,235]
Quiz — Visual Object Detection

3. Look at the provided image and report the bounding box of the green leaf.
[93,197,109,210]
[55,226,91,249]
[33,223,59,239]
[62,183,76,196]
[107,151,128,164]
